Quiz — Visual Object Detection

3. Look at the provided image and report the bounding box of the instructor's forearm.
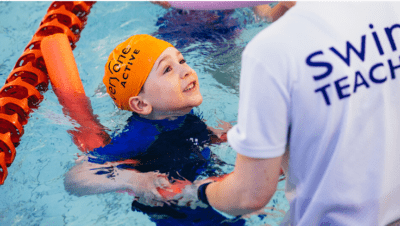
[205,154,282,216]
[205,174,273,216]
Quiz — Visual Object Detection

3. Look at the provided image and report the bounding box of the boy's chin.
[178,102,201,115]
[180,106,196,114]
[190,95,203,107]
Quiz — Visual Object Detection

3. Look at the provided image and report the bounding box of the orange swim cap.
[103,34,173,111]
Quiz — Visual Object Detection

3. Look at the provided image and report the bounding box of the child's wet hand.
[216,120,233,132]
[126,171,172,207]
[208,119,235,143]
[154,173,171,190]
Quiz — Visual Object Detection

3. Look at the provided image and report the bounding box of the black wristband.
[197,182,212,206]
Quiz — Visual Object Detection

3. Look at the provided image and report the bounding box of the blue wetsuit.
[89,112,245,226]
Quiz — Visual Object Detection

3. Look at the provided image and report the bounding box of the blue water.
[0,2,289,225]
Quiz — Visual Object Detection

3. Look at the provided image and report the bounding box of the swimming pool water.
[0,2,289,225]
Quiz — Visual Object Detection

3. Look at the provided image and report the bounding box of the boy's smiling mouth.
[184,81,196,92]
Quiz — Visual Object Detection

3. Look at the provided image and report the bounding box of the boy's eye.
[180,59,186,64]
[164,66,172,74]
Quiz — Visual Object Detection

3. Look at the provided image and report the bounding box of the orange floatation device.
[41,33,109,153]
[0,1,95,185]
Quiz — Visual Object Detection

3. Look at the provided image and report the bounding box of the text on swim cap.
[107,47,140,101]
[306,23,400,106]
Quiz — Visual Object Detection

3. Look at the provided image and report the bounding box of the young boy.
[64,34,246,225]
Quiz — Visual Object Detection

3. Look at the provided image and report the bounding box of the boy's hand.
[119,170,172,207]
[208,120,234,143]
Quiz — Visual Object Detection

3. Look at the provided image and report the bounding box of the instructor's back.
[228,2,400,225]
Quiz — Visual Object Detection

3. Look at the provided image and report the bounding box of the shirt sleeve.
[227,48,290,159]
[90,121,158,162]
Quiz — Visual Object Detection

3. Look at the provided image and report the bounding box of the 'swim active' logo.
[307,23,400,106]
[107,47,140,101]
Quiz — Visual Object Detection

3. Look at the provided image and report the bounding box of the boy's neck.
[139,108,192,121]
[140,114,179,121]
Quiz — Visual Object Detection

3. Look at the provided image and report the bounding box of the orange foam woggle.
[41,33,109,153]
[41,33,86,95]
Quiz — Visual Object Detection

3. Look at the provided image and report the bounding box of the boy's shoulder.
[91,111,208,163]
[125,110,203,132]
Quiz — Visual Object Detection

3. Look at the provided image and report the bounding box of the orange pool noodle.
[41,33,85,95]
[41,33,109,152]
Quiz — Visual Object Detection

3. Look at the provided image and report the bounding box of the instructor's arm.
[205,153,282,216]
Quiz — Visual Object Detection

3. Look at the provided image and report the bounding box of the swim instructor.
[192,2,400,225]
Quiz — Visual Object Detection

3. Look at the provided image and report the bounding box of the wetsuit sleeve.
[90,125,156,162]
[227,48,290,159]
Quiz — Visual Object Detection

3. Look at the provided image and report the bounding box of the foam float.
[41,33,109,153]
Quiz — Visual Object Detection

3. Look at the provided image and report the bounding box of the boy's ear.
[128,96,152,115]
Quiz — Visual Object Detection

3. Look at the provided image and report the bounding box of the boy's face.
[139,47,203,118]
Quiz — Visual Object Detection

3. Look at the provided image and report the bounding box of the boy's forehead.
[163,47,182,57]
[157,48,182,64]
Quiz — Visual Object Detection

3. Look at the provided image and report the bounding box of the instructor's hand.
[173,178,214,210]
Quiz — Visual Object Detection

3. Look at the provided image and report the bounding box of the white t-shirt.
[227,2,400,225]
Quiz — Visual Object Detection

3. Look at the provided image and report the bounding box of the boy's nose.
[180,66,192,79]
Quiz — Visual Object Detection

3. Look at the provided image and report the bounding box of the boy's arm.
[207,120,233,144]
[64,156,171,206]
